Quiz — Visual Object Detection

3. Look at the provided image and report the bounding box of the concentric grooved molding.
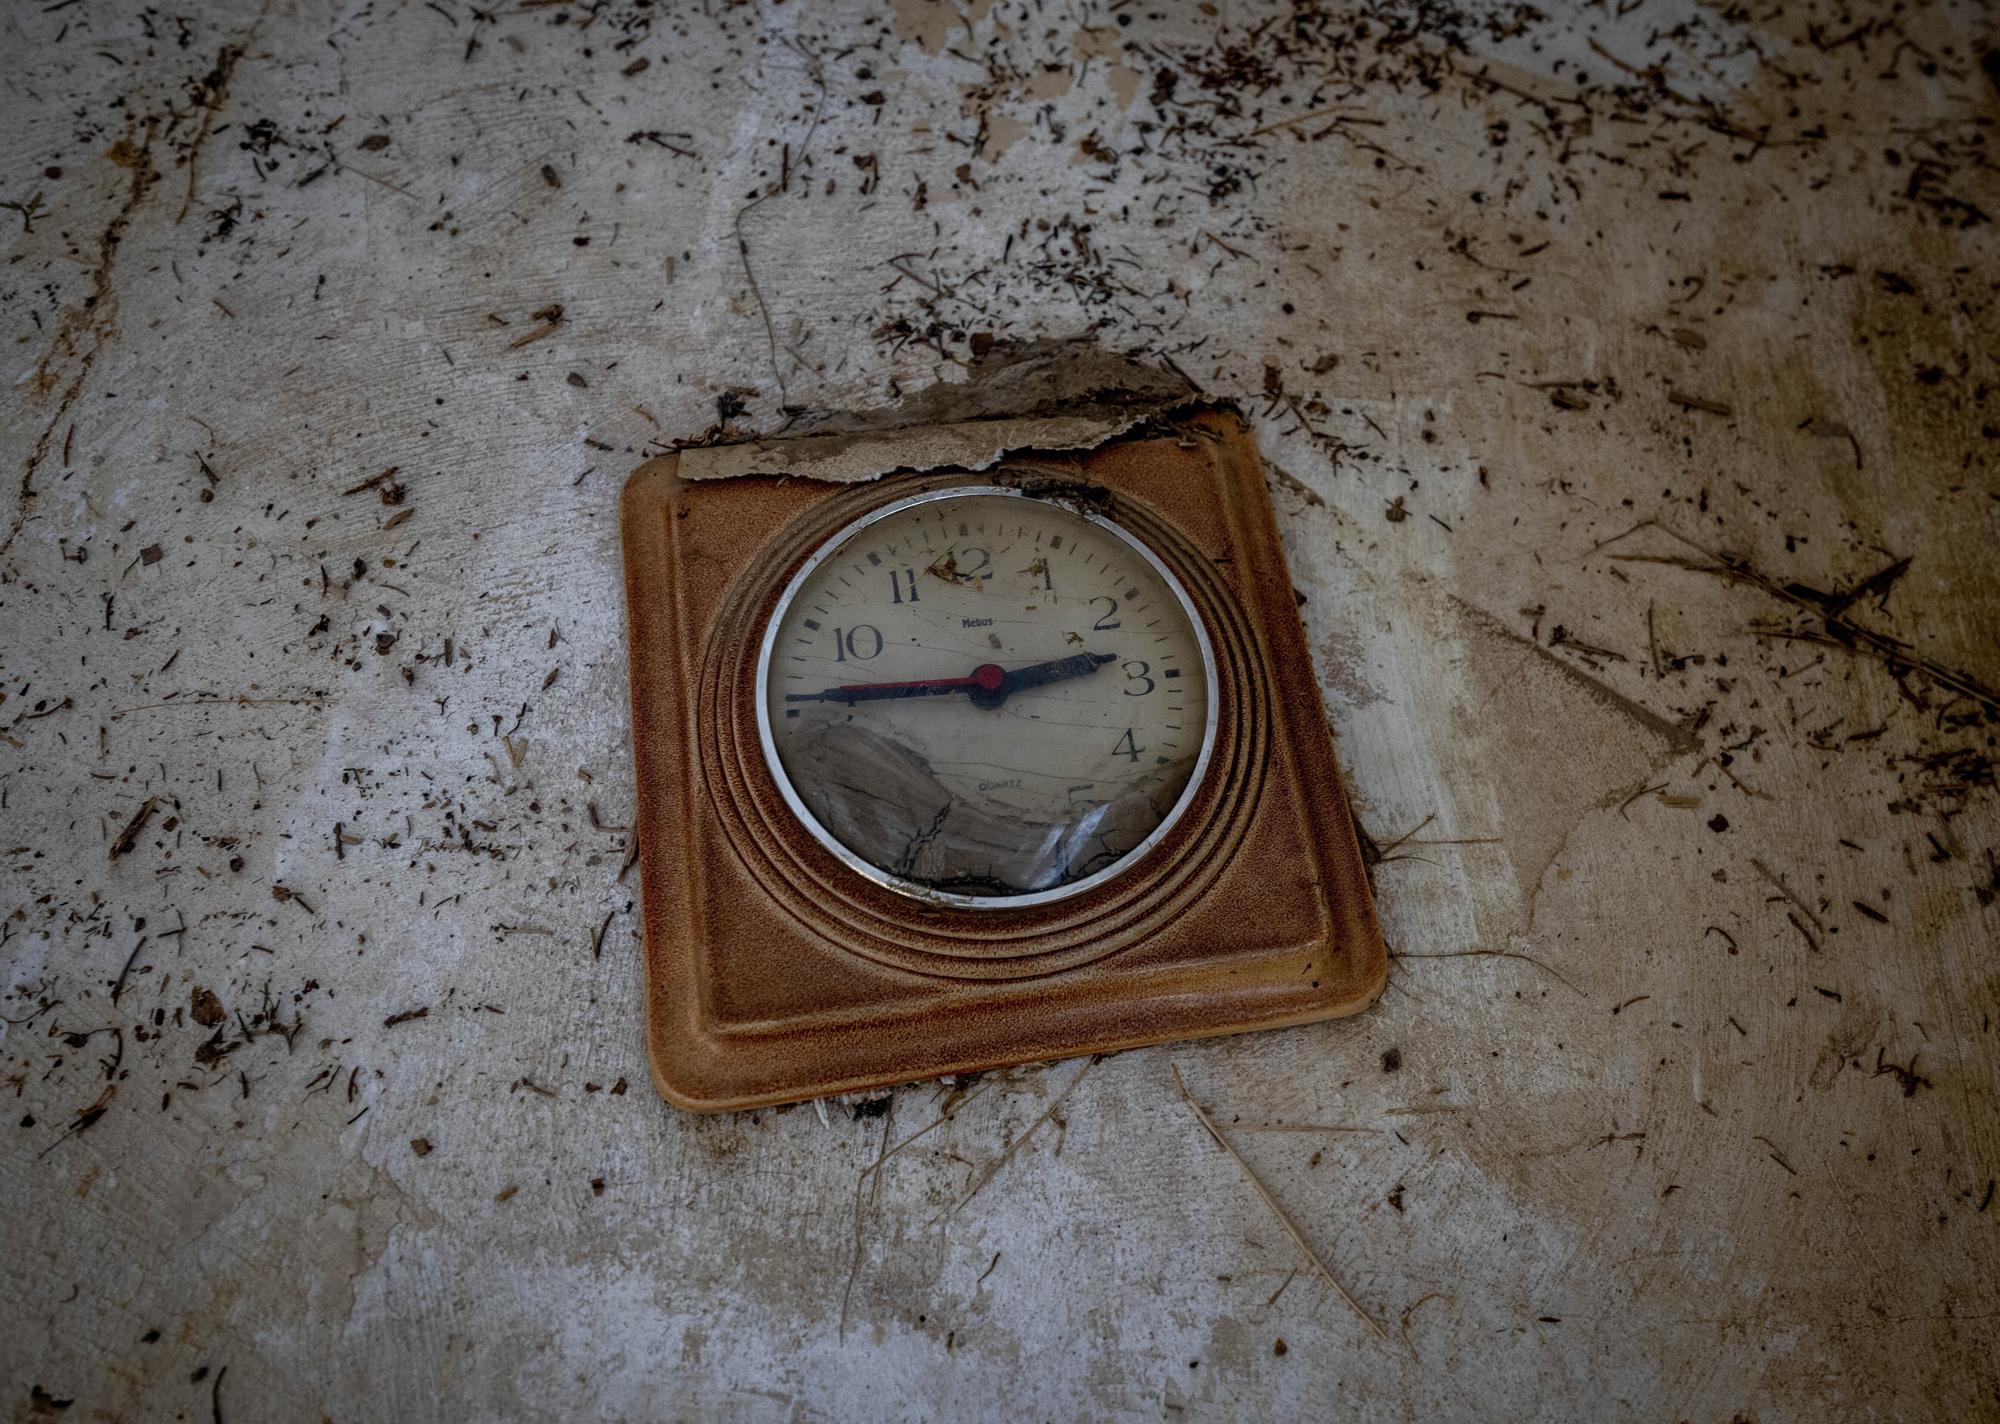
[622,411,1386,1109]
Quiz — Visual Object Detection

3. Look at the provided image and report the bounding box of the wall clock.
[620,409,1386,1110]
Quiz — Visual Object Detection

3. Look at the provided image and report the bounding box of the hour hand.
[992,651,1117,697]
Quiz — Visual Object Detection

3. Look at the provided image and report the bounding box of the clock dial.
[757,488,1216,906]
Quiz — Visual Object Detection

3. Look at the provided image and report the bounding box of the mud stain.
[5,121,159,561]
[1450,596,1700,754]
[1448,595,1701,924]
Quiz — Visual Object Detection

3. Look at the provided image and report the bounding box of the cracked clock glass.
[757,487,1217,907]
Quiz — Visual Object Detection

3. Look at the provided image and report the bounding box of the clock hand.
[972,651,1116,710]
[785,663,1007,706]
[786,652,1115,708]
[995,651,1117,692]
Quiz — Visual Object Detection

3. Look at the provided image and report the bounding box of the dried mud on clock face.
[783,722,1197,897]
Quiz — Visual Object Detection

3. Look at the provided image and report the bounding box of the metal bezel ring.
[752,484,1222,911]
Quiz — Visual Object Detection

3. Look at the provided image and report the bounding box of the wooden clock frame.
[620,408,1386,1111]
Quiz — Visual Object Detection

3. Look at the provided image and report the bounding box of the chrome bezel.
[753,485,1221,910]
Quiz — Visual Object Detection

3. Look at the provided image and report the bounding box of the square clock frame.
[620,408,1386,1111]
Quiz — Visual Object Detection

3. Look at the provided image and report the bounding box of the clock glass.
[756,487,1216,907]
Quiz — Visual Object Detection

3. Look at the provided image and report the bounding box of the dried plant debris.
[0,0,1995,1408]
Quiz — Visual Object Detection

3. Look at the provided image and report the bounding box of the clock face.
[756,487,1216,907]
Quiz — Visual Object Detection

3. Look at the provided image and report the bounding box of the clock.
[758,485,1217,908]
[621,410,1386,1110]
